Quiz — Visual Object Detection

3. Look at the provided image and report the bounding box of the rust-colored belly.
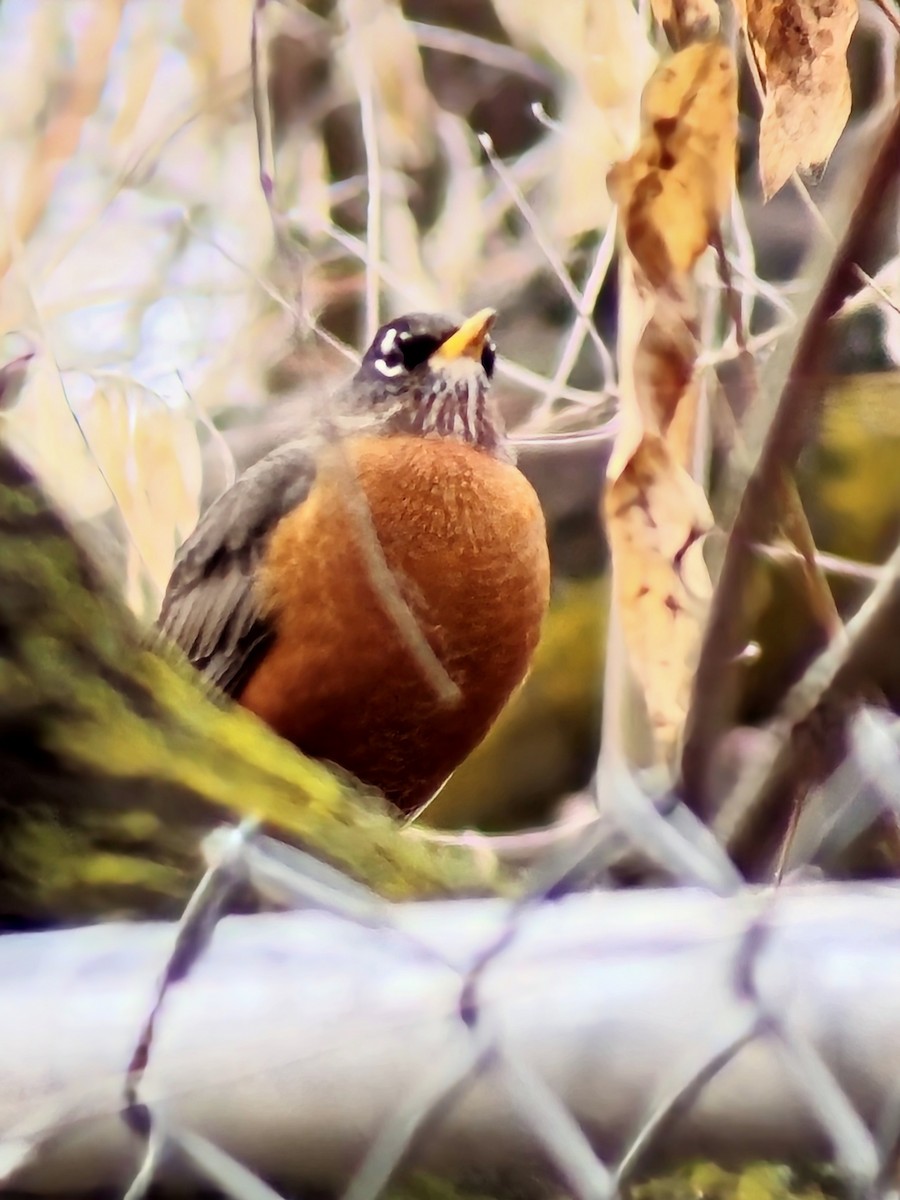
[238,435,550,812]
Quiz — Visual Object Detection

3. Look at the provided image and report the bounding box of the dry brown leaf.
[608,42,737,286]
[604,44,737,758]
[76,380,203,613]
[605,437,713,749]
[737,0,858,199]
[604,276,715,755]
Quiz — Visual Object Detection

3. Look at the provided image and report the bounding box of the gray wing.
[158,441,317,697]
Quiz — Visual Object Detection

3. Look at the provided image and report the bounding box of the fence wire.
[3,2,900,1199]
[5,706,900,1199]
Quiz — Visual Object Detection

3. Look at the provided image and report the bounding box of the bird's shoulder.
[158,440,317,695]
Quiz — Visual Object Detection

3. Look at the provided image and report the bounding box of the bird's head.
[349,309,510,459]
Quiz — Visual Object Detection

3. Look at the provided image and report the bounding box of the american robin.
[159,310,550,813]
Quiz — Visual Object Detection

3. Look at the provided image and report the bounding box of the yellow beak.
[430,308,496,363]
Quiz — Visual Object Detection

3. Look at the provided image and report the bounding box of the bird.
[158,310,550,814]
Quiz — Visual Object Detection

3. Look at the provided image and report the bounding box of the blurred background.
[2,0,899,835]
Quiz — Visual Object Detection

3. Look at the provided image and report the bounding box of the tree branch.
[681,101,900,820]
[0,443,503,927]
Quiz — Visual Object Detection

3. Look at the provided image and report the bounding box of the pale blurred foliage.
[493,0,657,237]
[0,0,659,616]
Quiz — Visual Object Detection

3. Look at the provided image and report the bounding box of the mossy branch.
[0,442,504,927]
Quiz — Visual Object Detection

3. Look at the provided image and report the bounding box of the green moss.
[387,1174,498,1200]
[0,445,508,925]
[631,1162,844,1200]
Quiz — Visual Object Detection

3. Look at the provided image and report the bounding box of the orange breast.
[238,434,550,812]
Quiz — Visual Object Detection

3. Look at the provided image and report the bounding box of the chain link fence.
[4,1,900,1198]
[6,706,900,1197]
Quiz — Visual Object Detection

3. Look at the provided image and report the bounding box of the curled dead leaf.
[737,0,858,199]
[607,42,738,287]
[605,436,713,754]
[603,45,737,759]
[633,284,698,431]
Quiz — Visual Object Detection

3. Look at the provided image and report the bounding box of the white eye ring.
[379,328,399,354]
[374,326,411,376]
[374,355,406,377]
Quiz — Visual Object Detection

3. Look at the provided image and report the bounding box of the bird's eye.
[373,329,442,378]
[399,334,441,371]
[371,326,495,379]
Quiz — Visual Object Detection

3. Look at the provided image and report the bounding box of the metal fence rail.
[4,881,900,1197]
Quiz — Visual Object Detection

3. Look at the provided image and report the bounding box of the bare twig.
[408,21,554,86]
[681,102,900,820]
[250,0,277,215]
[536,215,619,419]
[758,543,885,586]
[477,132,616,386]
[289,204,615,410]
[342,0,383,342]
[715,534,900,873]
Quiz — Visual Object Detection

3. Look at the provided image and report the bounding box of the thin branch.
[758,543,886,587]
[477,132,616,386]
[342,0,383,342]
[536,214,618,420]
[408,21,554,86]
[250,0,277,214]
[790,170,900,320]
[513,425,618,452]
[289,204,613,408]
[681,101,900,819]
[716,534,900,873]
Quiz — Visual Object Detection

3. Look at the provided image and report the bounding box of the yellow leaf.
[2,358,113,523]
[632,284,698,432]
[552,96,623,238]
[604,277,712,758]
[491,0,595,75]
[604,42,734,756]
[75,380,202,614]
[604,436,712,753]
[607,43,738,286]
[737,0,858,199]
